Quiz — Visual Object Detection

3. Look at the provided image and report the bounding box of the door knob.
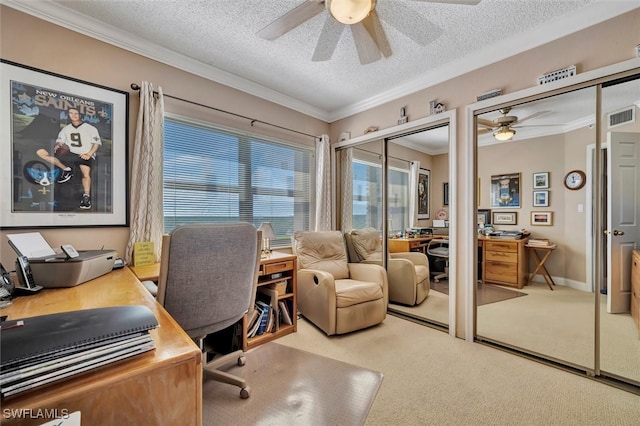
[613,230,625,236]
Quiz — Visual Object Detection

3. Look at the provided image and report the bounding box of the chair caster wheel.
[237,356,246,366]
[240,386,251,399]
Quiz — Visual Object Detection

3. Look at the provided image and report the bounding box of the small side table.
[526,244,557,290]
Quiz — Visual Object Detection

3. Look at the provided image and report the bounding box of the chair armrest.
[387,258,416,284]
[390,251,429,266]
[348,263,388,305]
[297,269,337,335]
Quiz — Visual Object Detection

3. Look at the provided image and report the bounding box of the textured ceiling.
[7,0,638,123]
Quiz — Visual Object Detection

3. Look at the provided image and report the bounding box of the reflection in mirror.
[335,124,450,329]
[600,75,640,385]
[475,79,640,387]
[476,87,597,371]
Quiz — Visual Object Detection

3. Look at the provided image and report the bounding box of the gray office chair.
[156,223,261,399]
[427,238,449,282]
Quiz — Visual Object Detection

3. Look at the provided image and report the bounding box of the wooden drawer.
[485,250,518,263]
[485,261,518,284]
[263,260,294,275]
[485,240,518,253]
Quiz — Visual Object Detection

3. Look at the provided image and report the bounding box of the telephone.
[14,256,43,294]
[1,262,14,299]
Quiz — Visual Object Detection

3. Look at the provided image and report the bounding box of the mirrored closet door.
[474,71,640,388]
[334,115,454,331]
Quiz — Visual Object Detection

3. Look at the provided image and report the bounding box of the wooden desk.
[388,236,434,253]
[0,268,202,425]
[129,262,161,282]
[526,244,557,290]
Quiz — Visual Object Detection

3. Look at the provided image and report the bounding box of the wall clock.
[564,170,586,190]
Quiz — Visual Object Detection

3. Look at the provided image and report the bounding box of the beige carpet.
[278,315,640,425]
[203,342,383,425]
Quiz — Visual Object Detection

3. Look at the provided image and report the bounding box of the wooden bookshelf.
[242,252,297,351]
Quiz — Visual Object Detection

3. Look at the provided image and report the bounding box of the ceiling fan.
[477,107,553,141]
[257,0,481,65]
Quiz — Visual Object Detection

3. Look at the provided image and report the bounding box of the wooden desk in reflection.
[0,267,202,425]
[388,236,434,254]
[389,235,529,289]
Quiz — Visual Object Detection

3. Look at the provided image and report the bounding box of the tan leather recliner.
[344,228,430,306]
[292,230,388,336]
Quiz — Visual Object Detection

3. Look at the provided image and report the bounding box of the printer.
[7,233,117,288]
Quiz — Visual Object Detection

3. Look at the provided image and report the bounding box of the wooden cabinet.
[481,237,529,289]
[631,250,640,335]
[242,252,297,351]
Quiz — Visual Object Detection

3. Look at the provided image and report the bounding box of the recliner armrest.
[390,251,429,266]
[297,269,337,335]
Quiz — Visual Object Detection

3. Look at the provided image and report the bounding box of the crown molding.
[327,2,640,122]
[1,0,331,121]
[4,1,638,124]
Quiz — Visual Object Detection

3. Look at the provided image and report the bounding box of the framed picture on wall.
[533,190,549,207]
[490,172,521,208]
[443,182,449,206]
[0,60,129,228]
[492,211,517,225]
[531,211,553,226]
[477,209,491,226]
[417,168,430,219]
[533,172,550,189]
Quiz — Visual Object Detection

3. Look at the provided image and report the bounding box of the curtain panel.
[125,82,165,264]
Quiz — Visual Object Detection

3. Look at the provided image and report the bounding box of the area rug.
[202,342,383,425]
[431,281,527,306]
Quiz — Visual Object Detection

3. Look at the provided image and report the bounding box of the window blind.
[163,117,313,247]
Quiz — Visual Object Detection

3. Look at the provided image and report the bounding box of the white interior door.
[607,131,640,313]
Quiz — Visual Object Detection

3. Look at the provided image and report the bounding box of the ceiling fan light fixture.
[493,126,516,141]
[326,0,375,25]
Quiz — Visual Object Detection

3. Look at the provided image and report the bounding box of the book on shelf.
[279,300,293,326]
[255,301,270,335]
[246,305,262,338]
[258,287,280,332]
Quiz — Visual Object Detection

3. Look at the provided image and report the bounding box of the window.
[352,157,409,233]
[163,117,314,247]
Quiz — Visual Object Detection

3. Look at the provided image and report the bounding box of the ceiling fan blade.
[478,128,492,135]
[477,118,494,128]
[361,10,391,58]
[378,2,441,46]
[257,0,324,40]
[351,22,381,65]
[312,16,345,62]
[515,110,552,125]
[412,0,482,5]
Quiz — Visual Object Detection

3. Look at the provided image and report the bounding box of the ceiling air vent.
[607,107,635,129]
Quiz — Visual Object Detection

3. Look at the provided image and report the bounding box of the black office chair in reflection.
[156,223,261,399]
[427,238,449,283]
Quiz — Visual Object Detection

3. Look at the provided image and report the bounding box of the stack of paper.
[0,306,158,397]
[528,239,552,246]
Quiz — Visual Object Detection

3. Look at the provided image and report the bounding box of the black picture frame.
[1,60,129,228]
[490,172,521,208]
[417,168,430,220]
[443,182,449,206]
[477,209,491,226]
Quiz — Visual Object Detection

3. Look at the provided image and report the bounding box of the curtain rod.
[130,83,318,140]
